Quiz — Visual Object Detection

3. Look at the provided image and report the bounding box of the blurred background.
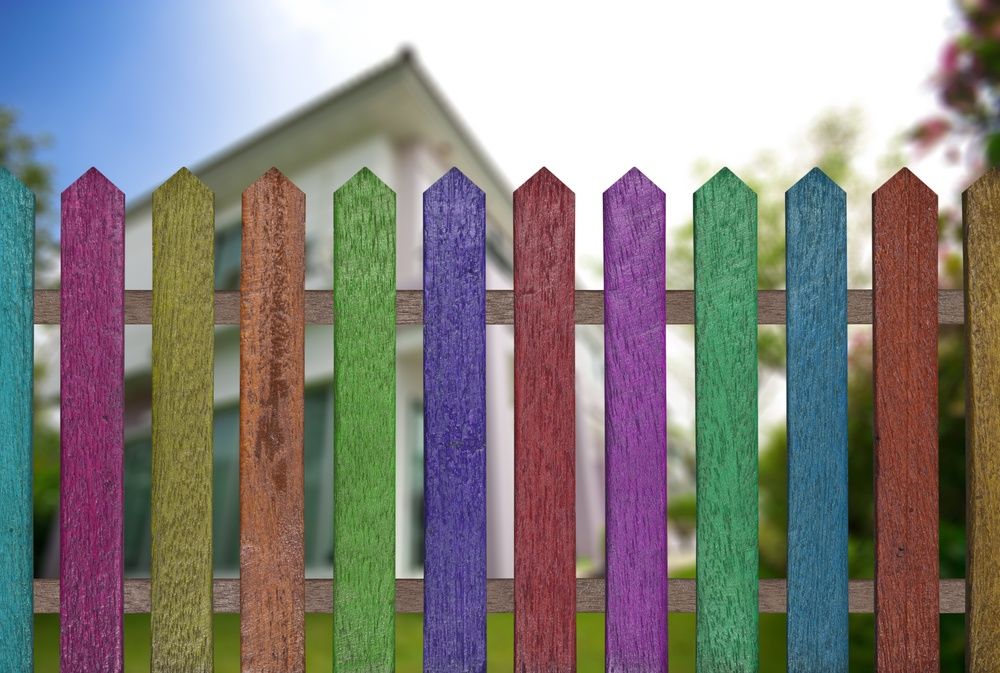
[2,0,991,670]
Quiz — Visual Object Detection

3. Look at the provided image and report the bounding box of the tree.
[665,108,969,672]
[1,106,60,573]
[912,1,1000,168]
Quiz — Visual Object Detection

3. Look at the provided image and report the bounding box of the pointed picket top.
[604,166,664,200]
[788,166,845,198]
[426,166,484,201]
[63,167,122,203]
[336,166,394,198]
[155,167,212,199]
[516,167,573,195]
[696,166,754,197]
[246,166,303,199]
[0,167,34,206]
[965,167,1000,201]
[875,167,935,200]
[964,169,1000,244]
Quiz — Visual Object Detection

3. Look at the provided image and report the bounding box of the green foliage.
[1,106,59,574]
[668,108,968,670]
[0,107,57,279]
[0,108,51,214]
[32,360,59,575]
[669,108,877,371]
[910,1,1000,168]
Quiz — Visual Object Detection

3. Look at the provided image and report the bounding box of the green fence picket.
[333,169,397,673]
[694,168,759,673]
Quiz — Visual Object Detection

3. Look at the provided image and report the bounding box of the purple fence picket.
[60,168,125,673]
[604,168,668,673]
[422,167,487,673]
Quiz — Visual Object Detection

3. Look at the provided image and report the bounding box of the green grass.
[33,612,792,672]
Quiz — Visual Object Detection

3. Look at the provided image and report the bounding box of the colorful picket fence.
[0,161,989,672]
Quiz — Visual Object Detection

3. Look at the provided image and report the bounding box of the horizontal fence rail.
[28,288,968,324]
[28,579,967,614]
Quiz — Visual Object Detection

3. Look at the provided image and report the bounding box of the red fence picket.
[872,168,939,673]
[514,168,576,673]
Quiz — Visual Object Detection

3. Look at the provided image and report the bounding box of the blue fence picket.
[785,168,848,672]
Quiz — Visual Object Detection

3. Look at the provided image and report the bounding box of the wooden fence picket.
[872,168,939,673]
[422,168,487,673]
[603,167,668,673]
[785,168,848,672]
[239,168,306,673]
[151,168,215,673]
[60,168,125,673]
[962,169,1000,672]
[333,168,396,673]
[514,168,576,673]
[693,167,758,673]
[0,168,34,672]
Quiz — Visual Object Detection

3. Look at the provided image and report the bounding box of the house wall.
[116,133,524,579]
[38,58,611,582]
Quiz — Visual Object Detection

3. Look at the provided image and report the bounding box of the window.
[304,384,334,570]
[214,224,241,290]
[408,400,425,568]
[123,435,151,575]
[212,404,240,573]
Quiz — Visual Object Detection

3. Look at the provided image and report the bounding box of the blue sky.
[2,1,359,200]
[2,0,961,260]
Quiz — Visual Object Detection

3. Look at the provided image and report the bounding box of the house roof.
[126,48,514,248]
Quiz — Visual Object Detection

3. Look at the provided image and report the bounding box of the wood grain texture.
[151,168,214,673]
[423,168,487,673]
[29,577,970,613]
[0,168,34,671]
[603,168,667,673]
[872,168,939,673]
[60,168,125,673]
[963,168,1000,672]
[694,168,758,673]
[239,168,305,673]
[514,168,576,673]
[785,168,848,673]
[333,168,396,673]
[26,288,967,325]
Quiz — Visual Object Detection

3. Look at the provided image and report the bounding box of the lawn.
[33,612,791,672]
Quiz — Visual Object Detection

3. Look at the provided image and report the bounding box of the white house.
[108,50,606,580]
